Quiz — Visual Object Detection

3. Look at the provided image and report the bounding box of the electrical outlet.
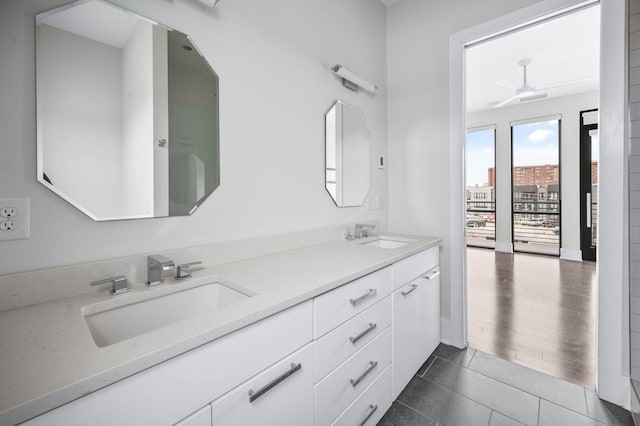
[0,207,18,217]
[0,198,30,241]
[0,221,17,231]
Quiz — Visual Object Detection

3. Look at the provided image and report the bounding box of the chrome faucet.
[146,254,175,286]
[91,275,129,295]
[354,223,376,239]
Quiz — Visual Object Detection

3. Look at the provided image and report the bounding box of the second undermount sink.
[83,281,251,347]
[361,235,416,249]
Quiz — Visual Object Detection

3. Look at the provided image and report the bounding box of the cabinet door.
[421,267,441,357]
[392,279,422,399]
[211,343,314,426]
[174,405,211,426]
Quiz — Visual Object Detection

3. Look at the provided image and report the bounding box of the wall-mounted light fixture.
[331,65,378,94]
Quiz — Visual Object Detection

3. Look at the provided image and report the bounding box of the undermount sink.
[361,235,416,249]
[83,281,251,347]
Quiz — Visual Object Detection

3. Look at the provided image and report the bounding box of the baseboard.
[560,248,582,262]
[495,242,513,253]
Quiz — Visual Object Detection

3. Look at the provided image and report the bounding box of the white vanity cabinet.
[391,247,440,399]
[17,243,441,426]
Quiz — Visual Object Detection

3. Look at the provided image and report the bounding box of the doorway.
[450,0,626,405]
[462,3,599,388]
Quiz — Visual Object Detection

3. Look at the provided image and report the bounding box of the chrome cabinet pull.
[350,360,378,387]
[350,289,377,306]
[425,270,440,280]
[248,362,301,403]
[401,283,419,296]
[359,404,378,426]
[349,323,377,344]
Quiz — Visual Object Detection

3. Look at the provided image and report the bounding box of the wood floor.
[466,247,596,388]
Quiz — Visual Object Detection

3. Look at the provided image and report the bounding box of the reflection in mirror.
[325,101,371,207]
[36,0,219,221]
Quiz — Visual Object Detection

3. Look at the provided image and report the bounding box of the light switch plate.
[377,154,385,170]
[0,198,30,241]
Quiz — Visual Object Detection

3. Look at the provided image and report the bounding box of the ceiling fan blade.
[519,92,548,102]
[536,77,592,90]
[492,94,518,108]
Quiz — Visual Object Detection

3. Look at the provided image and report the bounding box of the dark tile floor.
[378,344,634,426]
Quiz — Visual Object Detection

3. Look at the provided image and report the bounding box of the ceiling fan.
[490,58,590,108]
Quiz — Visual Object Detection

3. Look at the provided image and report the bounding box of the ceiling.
[466,5,600,113]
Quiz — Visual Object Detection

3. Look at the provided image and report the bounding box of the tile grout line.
[395,399,440,424]
[468,347,478,368]
[487,409,494,426]
[582,387,590,419]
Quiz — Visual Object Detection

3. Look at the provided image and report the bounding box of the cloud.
[528,129,554,142]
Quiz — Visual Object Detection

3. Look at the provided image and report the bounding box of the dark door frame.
[579,109,598,262]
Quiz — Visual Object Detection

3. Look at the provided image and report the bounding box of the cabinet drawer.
[331,365,392,426]
[315,296,391,382]
[211,343,314,426]
[314,267,392,338]
[23,301,312,426]
[315,327,392,426]
[392,246,438,290]
[173,405,211,426]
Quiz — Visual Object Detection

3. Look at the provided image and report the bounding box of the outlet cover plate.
[0,198,30,241]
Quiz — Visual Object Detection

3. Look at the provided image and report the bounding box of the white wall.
[467,91,598,260]
[39,24,123,218]
[386,0,538,326]
[0,0,388,275]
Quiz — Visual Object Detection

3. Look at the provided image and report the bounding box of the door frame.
[448,0,628,406]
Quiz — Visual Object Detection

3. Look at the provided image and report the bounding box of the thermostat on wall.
[377,154,385,170]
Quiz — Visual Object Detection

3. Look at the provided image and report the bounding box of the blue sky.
[466,120,559,186]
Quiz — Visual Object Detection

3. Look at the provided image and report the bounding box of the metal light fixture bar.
[331,64,378,94]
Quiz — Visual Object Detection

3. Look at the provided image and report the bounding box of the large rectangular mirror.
[36,0,220,221]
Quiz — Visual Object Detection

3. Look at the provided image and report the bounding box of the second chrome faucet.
[146,254,175,286]
[146,255,203,286]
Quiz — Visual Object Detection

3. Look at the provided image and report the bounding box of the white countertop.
[0,233,440,426]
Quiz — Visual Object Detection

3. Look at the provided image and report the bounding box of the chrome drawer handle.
[350,360,378,387]
[350,289,377,306]
[349,323,377,344]
[248,362,301,403]
[401,283,419,296]
[425,270,440,280]
[359,404,378,426]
